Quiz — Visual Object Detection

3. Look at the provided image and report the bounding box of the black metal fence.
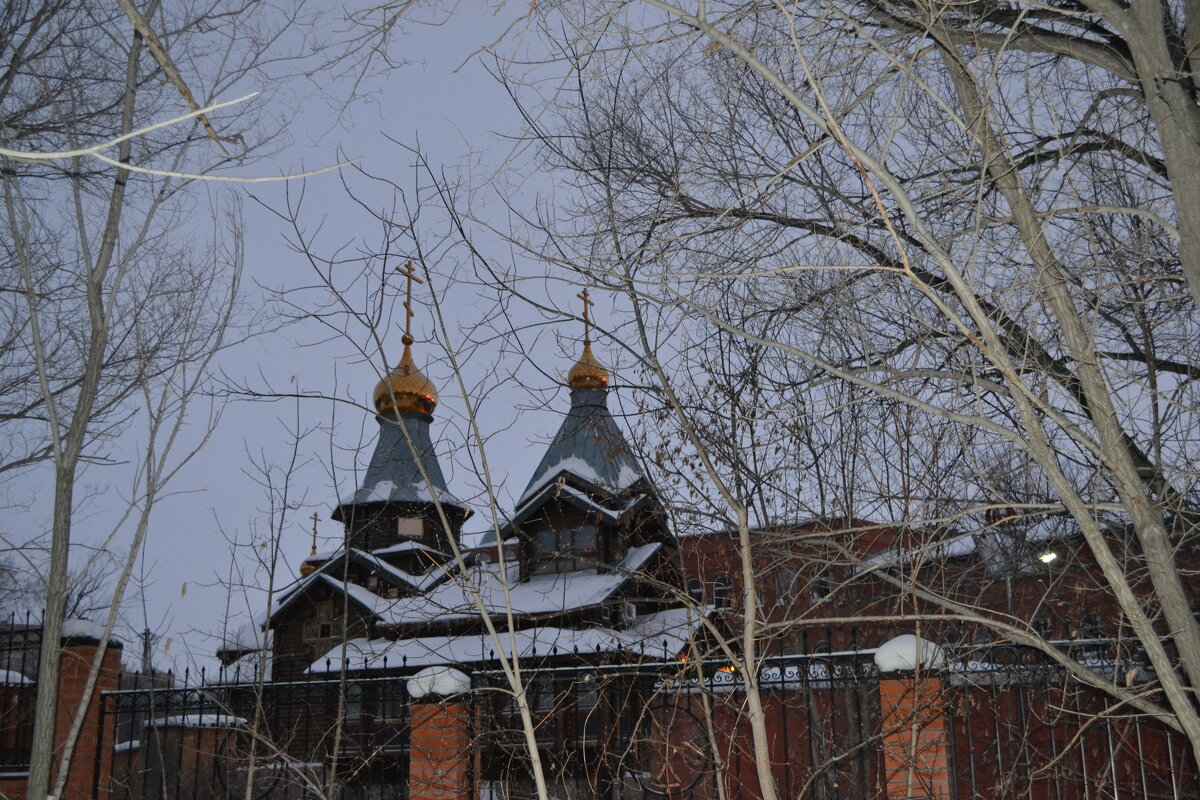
[0,613,42,774]
[938,643,1198,800]
[101,669,411,800]
[470,651,882,800]
[31,635,1196,800]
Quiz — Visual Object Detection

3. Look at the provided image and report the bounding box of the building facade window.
[713,575,733,609]
[775,568,797,607]
[686,578,704,603]
[530,525,599,574]
[811,569,834,602]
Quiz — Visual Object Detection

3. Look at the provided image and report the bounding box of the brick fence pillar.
[408,701,470,800]
[54,632,123,800]
[875,635,951,800]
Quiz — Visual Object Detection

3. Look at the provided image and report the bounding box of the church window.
[573,673,601,741]
[686,578,704,603]
[303,602,334,643]
[530,525,599,574]
[397,517,423,539]
[344,683,363,720]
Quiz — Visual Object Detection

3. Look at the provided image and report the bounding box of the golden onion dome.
[567,341,609,389]
[299,560,318,577]
[373,334,438,416]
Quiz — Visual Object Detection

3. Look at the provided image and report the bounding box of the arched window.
[686,578,704,603]
[713,575,733,609]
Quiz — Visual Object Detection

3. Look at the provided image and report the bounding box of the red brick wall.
[409,701,470,800]
[878,676,950,800]
[55,639,122,800]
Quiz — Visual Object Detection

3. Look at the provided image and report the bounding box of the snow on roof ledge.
[407,666,471,699]
[874,634,945,673]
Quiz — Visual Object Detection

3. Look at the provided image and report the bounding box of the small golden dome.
[373,335,438,415]
[299,561,317,577]
[567,341,609,389]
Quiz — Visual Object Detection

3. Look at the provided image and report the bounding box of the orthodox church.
[217,292,703,684]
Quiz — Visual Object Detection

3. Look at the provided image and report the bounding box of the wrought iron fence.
[470,649,882,800]
[63,632,1200,800]
[939,642,1196,800]
[101,669,410,800]
[0,612,42,774]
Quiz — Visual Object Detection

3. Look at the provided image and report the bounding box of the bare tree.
[460,0,1200,773]
[0,1,330,796]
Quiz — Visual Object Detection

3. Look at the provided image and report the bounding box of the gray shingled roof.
[517,387,644,507]
[336,412,465,514]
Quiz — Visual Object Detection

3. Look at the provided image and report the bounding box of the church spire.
[334,261,468,546]
[567,287,608,390]
[515,289,644,508]
[373,261,438,416]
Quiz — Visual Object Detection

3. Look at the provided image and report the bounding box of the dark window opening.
[713,575,733,609]
[811,569,834,601]
[530,525,599,575]
[775,569,796,607]
[686,578,704,603]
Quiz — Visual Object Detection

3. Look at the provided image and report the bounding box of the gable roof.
[379,542,664,628]
[265,548,459,624]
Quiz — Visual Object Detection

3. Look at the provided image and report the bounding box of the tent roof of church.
[334,411,466,518]
[516,387,645,510]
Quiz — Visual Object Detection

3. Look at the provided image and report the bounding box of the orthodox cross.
[309,511,320,557]
[396,260,424,344]
[577,287,594,346]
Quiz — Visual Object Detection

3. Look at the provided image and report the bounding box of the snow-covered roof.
[217,618,271,656]
[371,541,449,559]
[334,412,466,516]
[858,515,1078,572]
[516,388,645,508]
[267,548,454,624]
[508,483,652,533]
[309,604,707,673]
[354,550,449,590]
[379,542,663,627]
